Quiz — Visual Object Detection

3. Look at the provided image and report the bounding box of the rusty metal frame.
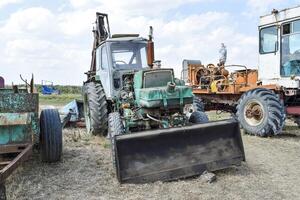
[0,144,32,183]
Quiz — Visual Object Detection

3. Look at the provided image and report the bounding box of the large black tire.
[40,109,62,162]
[189,111,209,124]
[236,88,285,137]
[83,82,108,136]
[108,112,124,170]
[193,96,205,112]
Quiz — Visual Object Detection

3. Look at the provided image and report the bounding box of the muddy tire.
[83,82,108,136]
[189,111,209,124]
[40,109,62,162]
[108,112,124,170]
[236,88,285,137]
[193,96,205,112]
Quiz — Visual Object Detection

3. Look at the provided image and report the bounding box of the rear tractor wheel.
[236,88,285,137]
[83,82,108,136]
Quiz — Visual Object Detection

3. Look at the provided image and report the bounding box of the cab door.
[258,25,281,82]
[97,44,112,99]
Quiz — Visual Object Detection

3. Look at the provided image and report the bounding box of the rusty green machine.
[0,76,62,199]
[83,13,245,183]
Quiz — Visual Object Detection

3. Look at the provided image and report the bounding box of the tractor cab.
[96,36,149,99]
[106,37,148,70]
[259,6,300,88]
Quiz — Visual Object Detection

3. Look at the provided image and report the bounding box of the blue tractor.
[41,80,60,95]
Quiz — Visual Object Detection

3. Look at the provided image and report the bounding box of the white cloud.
[68,0,92,8]
[246,0,286,15]
[0,7,58,38]
[0,0,22,9]
[99,0,207,16]
[68,0,216,16]
[58,9,95,36]
[0,7,87,85]
[0,0,258,85]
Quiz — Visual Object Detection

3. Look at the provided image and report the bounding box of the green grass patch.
[206,111,231,121]
[39,93,82,106]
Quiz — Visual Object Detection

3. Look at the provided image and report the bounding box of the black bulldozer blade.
[114,119,245,183]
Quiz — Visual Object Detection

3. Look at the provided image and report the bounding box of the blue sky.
[0,0,299,85]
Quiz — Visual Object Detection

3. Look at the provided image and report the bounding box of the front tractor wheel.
[189,111,209,124]
[83,82,108,136]
[108,112,124,170]
[236,88,285,137]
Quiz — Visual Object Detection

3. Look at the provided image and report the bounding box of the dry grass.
[5,118,300,200]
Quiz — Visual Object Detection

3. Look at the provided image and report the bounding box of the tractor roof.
[105,36,147,43]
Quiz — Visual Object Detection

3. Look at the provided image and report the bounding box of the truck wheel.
[189,111,209,124]
[40,109,62,162]
[83,82,108,136]
[108,112,124,169]
[236,88,284,137]
[193,96,205,112]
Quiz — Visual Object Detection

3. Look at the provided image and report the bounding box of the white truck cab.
[259,6,300,89]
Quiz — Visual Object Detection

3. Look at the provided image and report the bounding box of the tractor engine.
[193,63,230,91]
[120,68,194,132]
[118,73,135,106]
[187,62,258,93]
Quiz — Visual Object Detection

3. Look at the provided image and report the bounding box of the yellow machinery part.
[210,79,229,92]
[210,80,218,92]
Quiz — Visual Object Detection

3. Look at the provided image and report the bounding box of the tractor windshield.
[110,41,148,70]
[281,20,300,76]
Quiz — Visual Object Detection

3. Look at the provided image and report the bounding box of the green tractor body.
[121,68,194,132]
[83,13,245,183]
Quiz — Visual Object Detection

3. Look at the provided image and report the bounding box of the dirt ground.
[5,115,300,200]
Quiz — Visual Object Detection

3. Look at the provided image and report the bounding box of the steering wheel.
[114,60,127,65]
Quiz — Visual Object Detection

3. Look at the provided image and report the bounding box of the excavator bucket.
[114,119,245,183]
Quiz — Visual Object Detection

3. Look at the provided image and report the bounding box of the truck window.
[281,20,300,76]
[260,26,277,54]
[101,46,109,69]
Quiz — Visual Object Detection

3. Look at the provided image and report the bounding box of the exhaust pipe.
[147,26,155,68]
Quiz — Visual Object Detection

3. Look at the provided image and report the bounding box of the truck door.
[258,25,280,81]
[97,45,112,98]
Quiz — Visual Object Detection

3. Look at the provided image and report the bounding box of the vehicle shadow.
[273,125,300,141]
